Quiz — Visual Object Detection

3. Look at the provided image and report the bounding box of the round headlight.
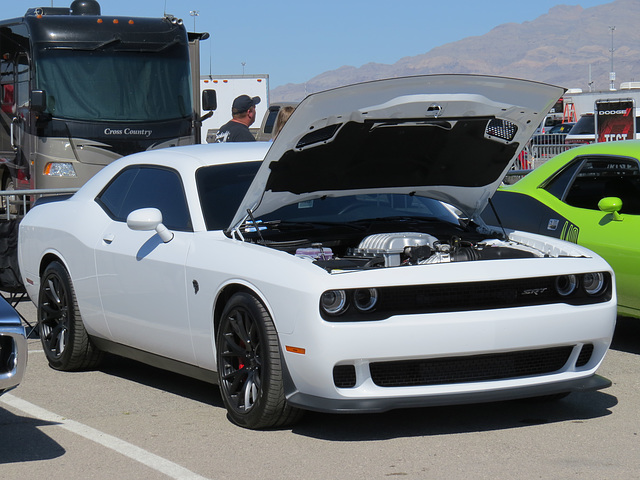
[321,290,348,315]
[583,272,605,295]
[556,274,577,296]
[354,288,378,312]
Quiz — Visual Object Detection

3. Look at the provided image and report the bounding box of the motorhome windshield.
[35,44,192,122]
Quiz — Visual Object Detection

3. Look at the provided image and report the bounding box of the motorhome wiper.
[44,38,180,53]
[154,39,181,52]
[44,38,122,51]
[113,38,182,53]
[89,38,122,51]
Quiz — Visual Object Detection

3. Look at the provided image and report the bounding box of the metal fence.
[505,136,579,183]
[0,188,79,220]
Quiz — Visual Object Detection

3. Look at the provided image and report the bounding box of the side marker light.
[286,346,306,355]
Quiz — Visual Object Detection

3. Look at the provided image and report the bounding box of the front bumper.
[286,374,611,413]
[278,299,616,413]
[0,324,28,396]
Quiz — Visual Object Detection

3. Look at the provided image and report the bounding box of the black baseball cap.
[232,95,261,114]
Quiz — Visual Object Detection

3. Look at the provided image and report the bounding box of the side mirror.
[202,89,217,111]
[31,90,47,113]
[598,196,623,221]
[126,208,174,242]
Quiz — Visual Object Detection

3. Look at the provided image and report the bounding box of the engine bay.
[242,220,545,272]
[295,231,540,272]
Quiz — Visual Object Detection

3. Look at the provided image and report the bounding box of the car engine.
[292,232,540,271]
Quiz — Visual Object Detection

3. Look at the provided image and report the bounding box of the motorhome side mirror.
[202,89,217,111]
[31,90,47,112]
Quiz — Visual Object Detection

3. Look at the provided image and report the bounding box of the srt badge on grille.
[521,288,548,296]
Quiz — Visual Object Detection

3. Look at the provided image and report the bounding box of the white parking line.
[1,394,210,480]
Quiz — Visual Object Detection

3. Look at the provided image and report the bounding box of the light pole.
[241,62,246,75]
[190,10,199,32]
[609,25,616,91]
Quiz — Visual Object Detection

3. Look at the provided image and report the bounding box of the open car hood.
[229,75,564,231]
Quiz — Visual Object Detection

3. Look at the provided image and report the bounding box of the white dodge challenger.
[18,75,616,429]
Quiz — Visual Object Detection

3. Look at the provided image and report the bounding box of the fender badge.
[547,219,560,231]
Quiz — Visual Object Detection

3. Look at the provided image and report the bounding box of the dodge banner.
[595,98,636,142]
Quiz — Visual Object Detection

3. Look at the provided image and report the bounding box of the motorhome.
[0,0,214,195]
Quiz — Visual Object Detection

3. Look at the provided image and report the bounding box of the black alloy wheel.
[38,261,102,370]
[216,292,302,429]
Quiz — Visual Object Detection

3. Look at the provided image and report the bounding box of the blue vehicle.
[0,295,27,396]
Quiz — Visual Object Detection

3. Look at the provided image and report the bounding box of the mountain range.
[270,0,640,103]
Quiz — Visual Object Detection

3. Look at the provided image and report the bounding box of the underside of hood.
[229,75,564,231]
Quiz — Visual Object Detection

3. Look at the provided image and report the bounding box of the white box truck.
[200,75,269,143]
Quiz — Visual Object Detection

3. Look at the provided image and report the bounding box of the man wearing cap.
[214,95,261,142]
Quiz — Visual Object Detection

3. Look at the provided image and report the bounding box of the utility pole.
[609,26,616,91]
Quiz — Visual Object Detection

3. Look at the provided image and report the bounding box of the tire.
[38,261,103,371]
[1,173,19,216]
[216,292,302,429]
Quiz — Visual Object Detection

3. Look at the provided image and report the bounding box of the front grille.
[370,346,574,387]
[322,273,612,322]
[379,277,599,313]
[333,365,357,388]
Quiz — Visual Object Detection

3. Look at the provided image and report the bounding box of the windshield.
[258,194,460,226]
[195,162,461,232]
[35,45,192,122]
[569,115,594,135]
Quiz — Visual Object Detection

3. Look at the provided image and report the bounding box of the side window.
[0,23,29,153]
[15,53,29,109]
[262,107,280,135]
[562,156,640,214]
[97,166,192,231]
[542,159,583,200]
[1,63,14,114]
[0,57,15,153]
[196,162,260,230]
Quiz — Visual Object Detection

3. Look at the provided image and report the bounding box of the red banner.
[595,99,635,142]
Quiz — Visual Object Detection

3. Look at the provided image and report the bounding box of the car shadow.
[0,406,65,464]
[96,353,617,439]
[611,315,640,355]
[98,353,224,408]
[292,390,617,440]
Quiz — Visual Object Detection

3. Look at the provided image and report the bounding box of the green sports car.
[483,140,640,318]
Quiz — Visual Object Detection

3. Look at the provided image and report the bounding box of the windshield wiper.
[244,219,366,231]
[353,215,440,224]
[44,38,123,51]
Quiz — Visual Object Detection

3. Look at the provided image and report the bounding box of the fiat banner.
[595,98,636,142]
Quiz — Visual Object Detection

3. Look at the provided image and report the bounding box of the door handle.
[102,233,115,244]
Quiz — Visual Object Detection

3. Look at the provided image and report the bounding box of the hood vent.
[296,124,342,149]
[486,118,517,142]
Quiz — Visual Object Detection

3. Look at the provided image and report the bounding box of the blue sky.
[4,0,612,88]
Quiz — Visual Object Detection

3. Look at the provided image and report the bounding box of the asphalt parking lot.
[2,298,639,480]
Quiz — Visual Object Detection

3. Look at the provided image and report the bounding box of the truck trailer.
[200,74,269,143]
